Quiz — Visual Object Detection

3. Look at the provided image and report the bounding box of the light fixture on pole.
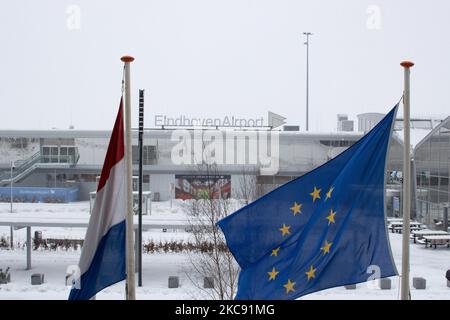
[303,32,313,131]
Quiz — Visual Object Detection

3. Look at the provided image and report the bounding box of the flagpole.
[400,60,414,300]
[121,55,136,300]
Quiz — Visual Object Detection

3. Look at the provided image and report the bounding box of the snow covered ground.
[0,201,449,300]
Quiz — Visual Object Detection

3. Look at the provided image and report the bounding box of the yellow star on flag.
[283,279,296,294]
[325,187,334,201]
[290,202,302,215]
[320,240,333,255]
[279,224,291,236]
[306,265,317,281]
[271,247,280,257]
[326,209,336,225]
[267,267,279,281]
[310,186,321,202]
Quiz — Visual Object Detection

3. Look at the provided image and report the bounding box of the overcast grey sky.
[1,0,449,131]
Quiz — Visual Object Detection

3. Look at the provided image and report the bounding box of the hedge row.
[0,236,228,254]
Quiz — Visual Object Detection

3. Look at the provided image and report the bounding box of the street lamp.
[10,161,15,250]
[303,32,313,131]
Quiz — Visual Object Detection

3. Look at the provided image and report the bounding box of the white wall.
[75,138,108,165]
[149,174,175,201]
[0,139,40,164]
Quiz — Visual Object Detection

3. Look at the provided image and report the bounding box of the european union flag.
[217,105,399,300]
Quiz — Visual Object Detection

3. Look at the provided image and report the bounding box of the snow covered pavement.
[0,201,449,300]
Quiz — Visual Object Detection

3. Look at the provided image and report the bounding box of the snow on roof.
[393,128,434,148]
[392,113,450,148]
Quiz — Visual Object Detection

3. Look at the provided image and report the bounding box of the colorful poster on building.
[175,175,231,200]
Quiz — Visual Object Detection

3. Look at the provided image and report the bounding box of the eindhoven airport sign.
[155,112,286,174]
[155,115,264,127]
[155,111,287,129]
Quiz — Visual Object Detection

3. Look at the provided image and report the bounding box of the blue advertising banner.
[0,186,79,203]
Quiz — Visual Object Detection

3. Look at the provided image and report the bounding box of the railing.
[41,154,78,165]
[0,151,41,182]
[0,148,80,184]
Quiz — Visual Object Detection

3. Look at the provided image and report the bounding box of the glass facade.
[415,117,450,225]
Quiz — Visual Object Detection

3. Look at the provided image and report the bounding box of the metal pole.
[10,161,13,213]
[121,55,136,300]
[26,226,31,270]
[443,207,448,232]
[400,60,414,300]
[411,159,417,220]
[138,89,144,287]
[134,229,139,273]
[303,32,312,131]
[10,227,13,250]
[10,161,14,249]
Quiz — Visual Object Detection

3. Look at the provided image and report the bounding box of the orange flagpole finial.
[121,56,135,63]
[400,61,414,68]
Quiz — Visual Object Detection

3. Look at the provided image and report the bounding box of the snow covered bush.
[0,236,8,249]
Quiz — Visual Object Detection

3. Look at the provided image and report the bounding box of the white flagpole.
[121,55,136,300]
[400,60,414,300]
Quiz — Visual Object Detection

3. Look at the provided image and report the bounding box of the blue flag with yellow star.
[217,105,399,300]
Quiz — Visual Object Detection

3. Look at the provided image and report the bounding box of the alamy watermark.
[366,265,382,289]
[366,5,382,30]
[66,5,81,31]
[66,265,81,289]
[171,129,280,175]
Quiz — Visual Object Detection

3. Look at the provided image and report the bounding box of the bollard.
[413,277,426,289]
[379,278,391,290]
[65,273,80,288]
[345,284,356,290]
[31,273,44,285]
[168,276,179,288]
[34,231,42,241]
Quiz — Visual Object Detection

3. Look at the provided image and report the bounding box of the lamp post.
[10,161,15,249]
[10,161,14,213]
[303,32,313,131]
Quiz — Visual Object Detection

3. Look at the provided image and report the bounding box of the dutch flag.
[69,99,127,300]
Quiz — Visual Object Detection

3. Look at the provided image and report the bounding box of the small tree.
[234,165,260,205]
[184,162,240,300]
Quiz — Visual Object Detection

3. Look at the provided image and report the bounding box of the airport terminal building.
[0,128,382,198]
[0,113,448,227]
[414,117,450,226]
